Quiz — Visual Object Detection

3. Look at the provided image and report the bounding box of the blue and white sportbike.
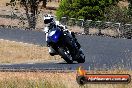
[47,27,85,64]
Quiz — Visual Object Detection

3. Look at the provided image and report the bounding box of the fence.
[60,17,132,38]
[0,8,132,38]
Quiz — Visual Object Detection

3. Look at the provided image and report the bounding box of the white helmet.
[43,14,54,24]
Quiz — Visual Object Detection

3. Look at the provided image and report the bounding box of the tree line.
[57,0,132,24]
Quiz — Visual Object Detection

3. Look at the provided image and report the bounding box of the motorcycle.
[47,26,85,64]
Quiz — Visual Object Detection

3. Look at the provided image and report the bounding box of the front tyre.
[58,47,73,64]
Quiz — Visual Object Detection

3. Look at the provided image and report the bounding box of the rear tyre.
[58,47,73,64]
[77,51,85,63]
[77,56,85,63]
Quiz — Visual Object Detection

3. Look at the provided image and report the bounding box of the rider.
[43,14,80,56]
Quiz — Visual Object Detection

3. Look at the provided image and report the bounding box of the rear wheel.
[58,47,73,64]
[77,56,85,63]
[77,50,85,63]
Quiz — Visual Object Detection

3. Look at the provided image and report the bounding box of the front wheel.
[58,47,73,64]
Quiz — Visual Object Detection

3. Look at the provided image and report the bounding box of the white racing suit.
[44,21,80,56]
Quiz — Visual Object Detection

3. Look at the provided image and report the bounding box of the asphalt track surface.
[0,28,132,71]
